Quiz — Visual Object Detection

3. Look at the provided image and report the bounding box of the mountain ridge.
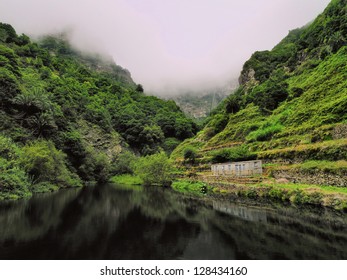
[0,22,197,199]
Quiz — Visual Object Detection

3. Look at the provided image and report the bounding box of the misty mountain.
[167,87,233,120]
[172,0,347,179]
[38,34,135,86]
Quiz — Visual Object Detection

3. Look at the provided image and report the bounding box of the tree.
[136,84,144,92]
[111,150,136,175]
[134,152,173,187]
[225,94,241,114]
[184,148,197,164]
[19,140,81,187]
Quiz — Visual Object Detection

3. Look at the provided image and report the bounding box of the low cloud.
[0,0,330,95]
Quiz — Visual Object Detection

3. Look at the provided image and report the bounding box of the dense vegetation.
[0,23,198,199]
[172,0,347,189]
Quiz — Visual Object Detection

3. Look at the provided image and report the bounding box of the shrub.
[246,123,283,142]
[79,146,110,183]
[19,140,81,187]
[110,174,143,185]
[111,150,136,175]
[133,152,173,187]
[183,147,197,163]
[0,134,20,160]
[162,137,181,155]
[171,180,208,195]
[0,158,31,199]
[211,145,256,163]
[31,181,59,193]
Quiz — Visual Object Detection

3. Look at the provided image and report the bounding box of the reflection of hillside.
[0,184,346,259]
[208,205,347,259]
[0,188,82,241]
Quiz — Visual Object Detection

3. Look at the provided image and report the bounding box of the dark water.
[0,184,346,260]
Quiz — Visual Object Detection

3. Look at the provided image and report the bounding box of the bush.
[19,140,81,187]
[171,180,208,195]
[111,150,136,175]
[0,134,20,160]
[183,148,197,164]
[110,174,143,185]
[31,181,59,193]
[162,137,181,155]
[133,152,173,187]
[246,123,284,142]
[0,158,31,199]
[79,146,110,183]
[211,145,256,163]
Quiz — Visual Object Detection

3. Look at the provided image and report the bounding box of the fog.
[0,0,330,95]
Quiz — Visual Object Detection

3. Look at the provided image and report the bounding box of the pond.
[0,184,346,259]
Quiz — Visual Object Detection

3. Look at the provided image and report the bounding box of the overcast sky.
[0,0,331,95]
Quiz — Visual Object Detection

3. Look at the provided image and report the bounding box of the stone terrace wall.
[272,169,347,187]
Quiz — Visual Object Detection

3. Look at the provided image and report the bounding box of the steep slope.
[0,23,197,199]
[168,87,232,120]
[172,0,347,187]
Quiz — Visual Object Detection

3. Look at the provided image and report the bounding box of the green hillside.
[172,0,347,193]
[0,23,197,199]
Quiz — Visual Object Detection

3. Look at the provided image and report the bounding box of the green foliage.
[135,84,144,92]
[79,146,110,183]
[294,160,347,175]
[133,152,173,187]
[162,137,181,155]
[225,93,241,114]
[111,150,137,175]
[0,22,18,43]
[0,134,20,160]
[110,174,143,185]
[291,190,324,206]
[0,67,19,110]
[12,88,59,137]
[211,145,256,163]
[258,139,347,162]
[246,122,284,142]
[171,180,209,195]
[183,147,197,163]
[30,181,59,193]
[19,140,81,187]
[0,158,31,199]
[207,104,264,145]
[205,113,229,137]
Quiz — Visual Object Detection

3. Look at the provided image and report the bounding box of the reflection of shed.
[213,201,267,222]
[211,160,262,177]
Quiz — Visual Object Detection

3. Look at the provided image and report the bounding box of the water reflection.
[0,184,346,259]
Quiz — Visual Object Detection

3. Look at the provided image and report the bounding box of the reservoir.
[0,184,346,259]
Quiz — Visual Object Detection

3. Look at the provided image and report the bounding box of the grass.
[293,160,347,174]
[207,179,347,211]
[257,139,347,161]
[109,174,143,185]
[258,181,347,195]
[246,123,284,142]
[171,180,210,195]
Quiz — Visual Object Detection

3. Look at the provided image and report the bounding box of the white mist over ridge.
[0,0,330,95]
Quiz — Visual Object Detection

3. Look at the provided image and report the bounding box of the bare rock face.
[333,124,347,140]
[272,169,347,187]
[238,68,259,90]
[276,178,290,184]
[78,120,123,160]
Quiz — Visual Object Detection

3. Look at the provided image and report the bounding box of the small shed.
[211,160,262,177]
